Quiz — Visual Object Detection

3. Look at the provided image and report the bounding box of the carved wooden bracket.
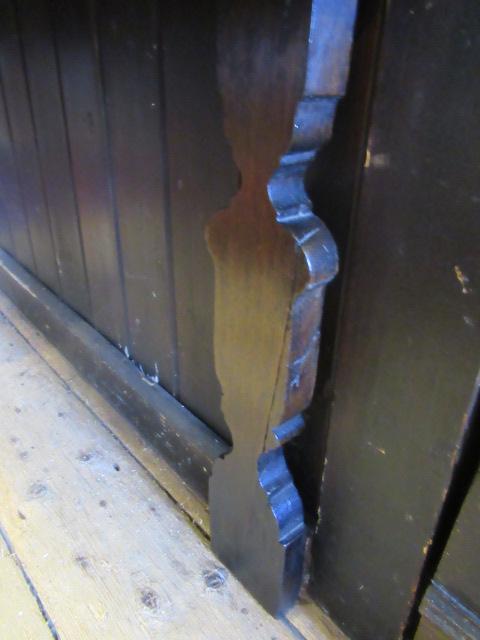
[207,0,358,616]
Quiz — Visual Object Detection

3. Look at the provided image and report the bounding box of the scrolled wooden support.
[207,0,358,616]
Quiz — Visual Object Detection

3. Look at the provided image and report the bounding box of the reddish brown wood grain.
[207,0,357,615]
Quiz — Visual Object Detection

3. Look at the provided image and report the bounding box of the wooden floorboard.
[0,289,344,640]
[0,533,54,640]
[0,309,296,639]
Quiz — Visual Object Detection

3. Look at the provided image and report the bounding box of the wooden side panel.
[207,0,357,616]
[162,0,237,440]
[96,0,177,388]
[17,0,90,317]
[0,1,59,293]
[52,0,128,347]
[311,1,480,638]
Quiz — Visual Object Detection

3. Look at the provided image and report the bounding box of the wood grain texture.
[0,249,223,500]
[162,0,237,440]
[207,0,357,616]
[292,0,385,517]
[0,1,59,293]
[16,0,91,317]
[311,1,480,638]
[0,535,53,640]
[96,0,177,388]
[0,308,304,640]
[52,0,128,348]
[0,78,34,273]
[0,84,15,255]
[0,286,345,640]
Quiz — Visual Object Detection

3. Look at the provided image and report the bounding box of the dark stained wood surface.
[161,1,237,439]
[310,1,480,637]
[0,0,362,617]
[52,0,128,348]
[0,85,34,273]
[0,247,226,500]
[96,0,177,388]
[17,0,91,318]
[0,1,60,293]
[291,0,385,516]
[161,0,237,440]
[0,81,24,261]
[0,0,226,416]
[3,2,478,632]
[207,0,357,615]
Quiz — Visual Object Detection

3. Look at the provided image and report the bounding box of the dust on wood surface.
[0,289,343,640]
[0,534,52,640]
[0,308,296,639]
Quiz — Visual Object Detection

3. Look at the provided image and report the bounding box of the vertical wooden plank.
[16,0,90,318]
[52,0,127,347]
[161,0,237,438]
[96,0,177,388]
[0,88,14,255]
[310,1,480,638]
[0,77,34,272]
[0,1,59,293]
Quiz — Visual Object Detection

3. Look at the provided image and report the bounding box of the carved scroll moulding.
[206,0,358,616]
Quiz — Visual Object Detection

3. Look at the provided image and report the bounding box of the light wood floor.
[0,290,345,640]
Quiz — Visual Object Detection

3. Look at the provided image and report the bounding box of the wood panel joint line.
[156,8,180,397]
[0,522,59,639]
[50,4,92,320]
[89,0,131,352]
[12,0,62,295]
[0,70,37,273]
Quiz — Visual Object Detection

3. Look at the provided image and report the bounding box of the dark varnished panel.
[0,80,32,265]
[0,1,59,292]
[96,0,177,388]
[52,0,127,347]
[0,83,14,253]
[16,0,90,316]
[162,0,237,440]
[0,23,34,273]
[0,153,13,252]
[311,1,480,638]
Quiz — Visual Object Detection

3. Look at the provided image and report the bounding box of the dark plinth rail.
[0,248,227,500]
